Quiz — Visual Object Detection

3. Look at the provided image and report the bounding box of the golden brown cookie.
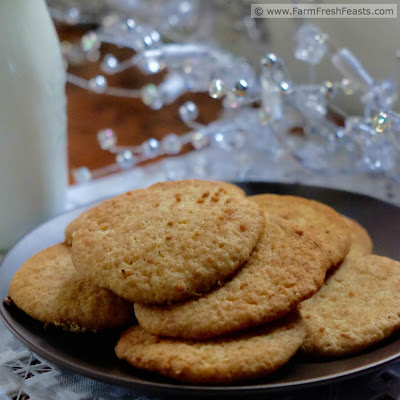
[342,215,373,258]
[300,255,400,357]
[115,310,304,384]
[65,181,245,246]
[8,244,133,332]
[71,180,264,304]
[135,216,327,338]
[249,194,351,269]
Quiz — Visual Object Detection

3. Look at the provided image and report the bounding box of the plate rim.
[1,181,400,395]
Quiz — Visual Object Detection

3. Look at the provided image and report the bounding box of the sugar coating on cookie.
[135,216,327,338]
[65,181,245,246]
[300,255,400,356]
[115,310,304,384]
[341,215,373,258]
[71,180,264,304]
[8,244,133,333]
[249,194,351,269]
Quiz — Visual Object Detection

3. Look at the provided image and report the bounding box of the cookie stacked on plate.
[7,179,400,384]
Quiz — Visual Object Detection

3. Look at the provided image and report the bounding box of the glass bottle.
[0,0,67,252]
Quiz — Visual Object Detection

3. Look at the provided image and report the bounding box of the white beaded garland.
[142,138,160,158]
[179,101,199,122]
[72,167,92,184]
[162,133,183,154]
[88,75,107,93]
[97,129,117,150]
[191,131,209,149]
[116,150,135,169]
[140,84,163,110]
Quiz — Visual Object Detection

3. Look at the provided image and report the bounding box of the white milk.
[0,0,67,250]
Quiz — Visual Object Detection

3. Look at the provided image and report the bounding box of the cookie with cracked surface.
[71,180,264,304]
[135,216,326,338]
[300,255,400,357]
[115,310,304,384]
[65,181,245,246]
[8,244,133,333]
[249,194,350,269]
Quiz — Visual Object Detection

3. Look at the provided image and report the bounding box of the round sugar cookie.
[249,194,351,269]
[300,255,400,357]
[65,180,245,246]
[341,215,373,258]
[135,216,327,338]
[71,180,264,304]
[8,244,133,333]
[115,310,304,384]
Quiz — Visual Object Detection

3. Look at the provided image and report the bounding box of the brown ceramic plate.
[1,182,400,398]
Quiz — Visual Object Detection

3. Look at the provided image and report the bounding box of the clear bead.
[140,84,163,110]
[191,132,209,150]
[209,79,226,99]
[88,76,107,93]
[294,24,327,65]
[371,112,391,133]
[101,54,119,74]
[179,101,198,123]
[260,76,282,121]
[162,134,182,154]
[233,80,248,97]
[81,32,100,52]
[73,167,91,184]
[183,58,194,74]
[66,7,80,25]
[116,150,135,169]
[142,138,160,158]
[124,18,136,31]
[261,53,279,69]
[322,81,336,100]
[97,129,117,150]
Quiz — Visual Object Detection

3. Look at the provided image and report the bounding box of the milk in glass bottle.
[0,0,67,251]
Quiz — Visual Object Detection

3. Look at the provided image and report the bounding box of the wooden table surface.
[59,26,222,183]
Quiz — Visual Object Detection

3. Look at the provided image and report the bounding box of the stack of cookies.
[7,179,400,384]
